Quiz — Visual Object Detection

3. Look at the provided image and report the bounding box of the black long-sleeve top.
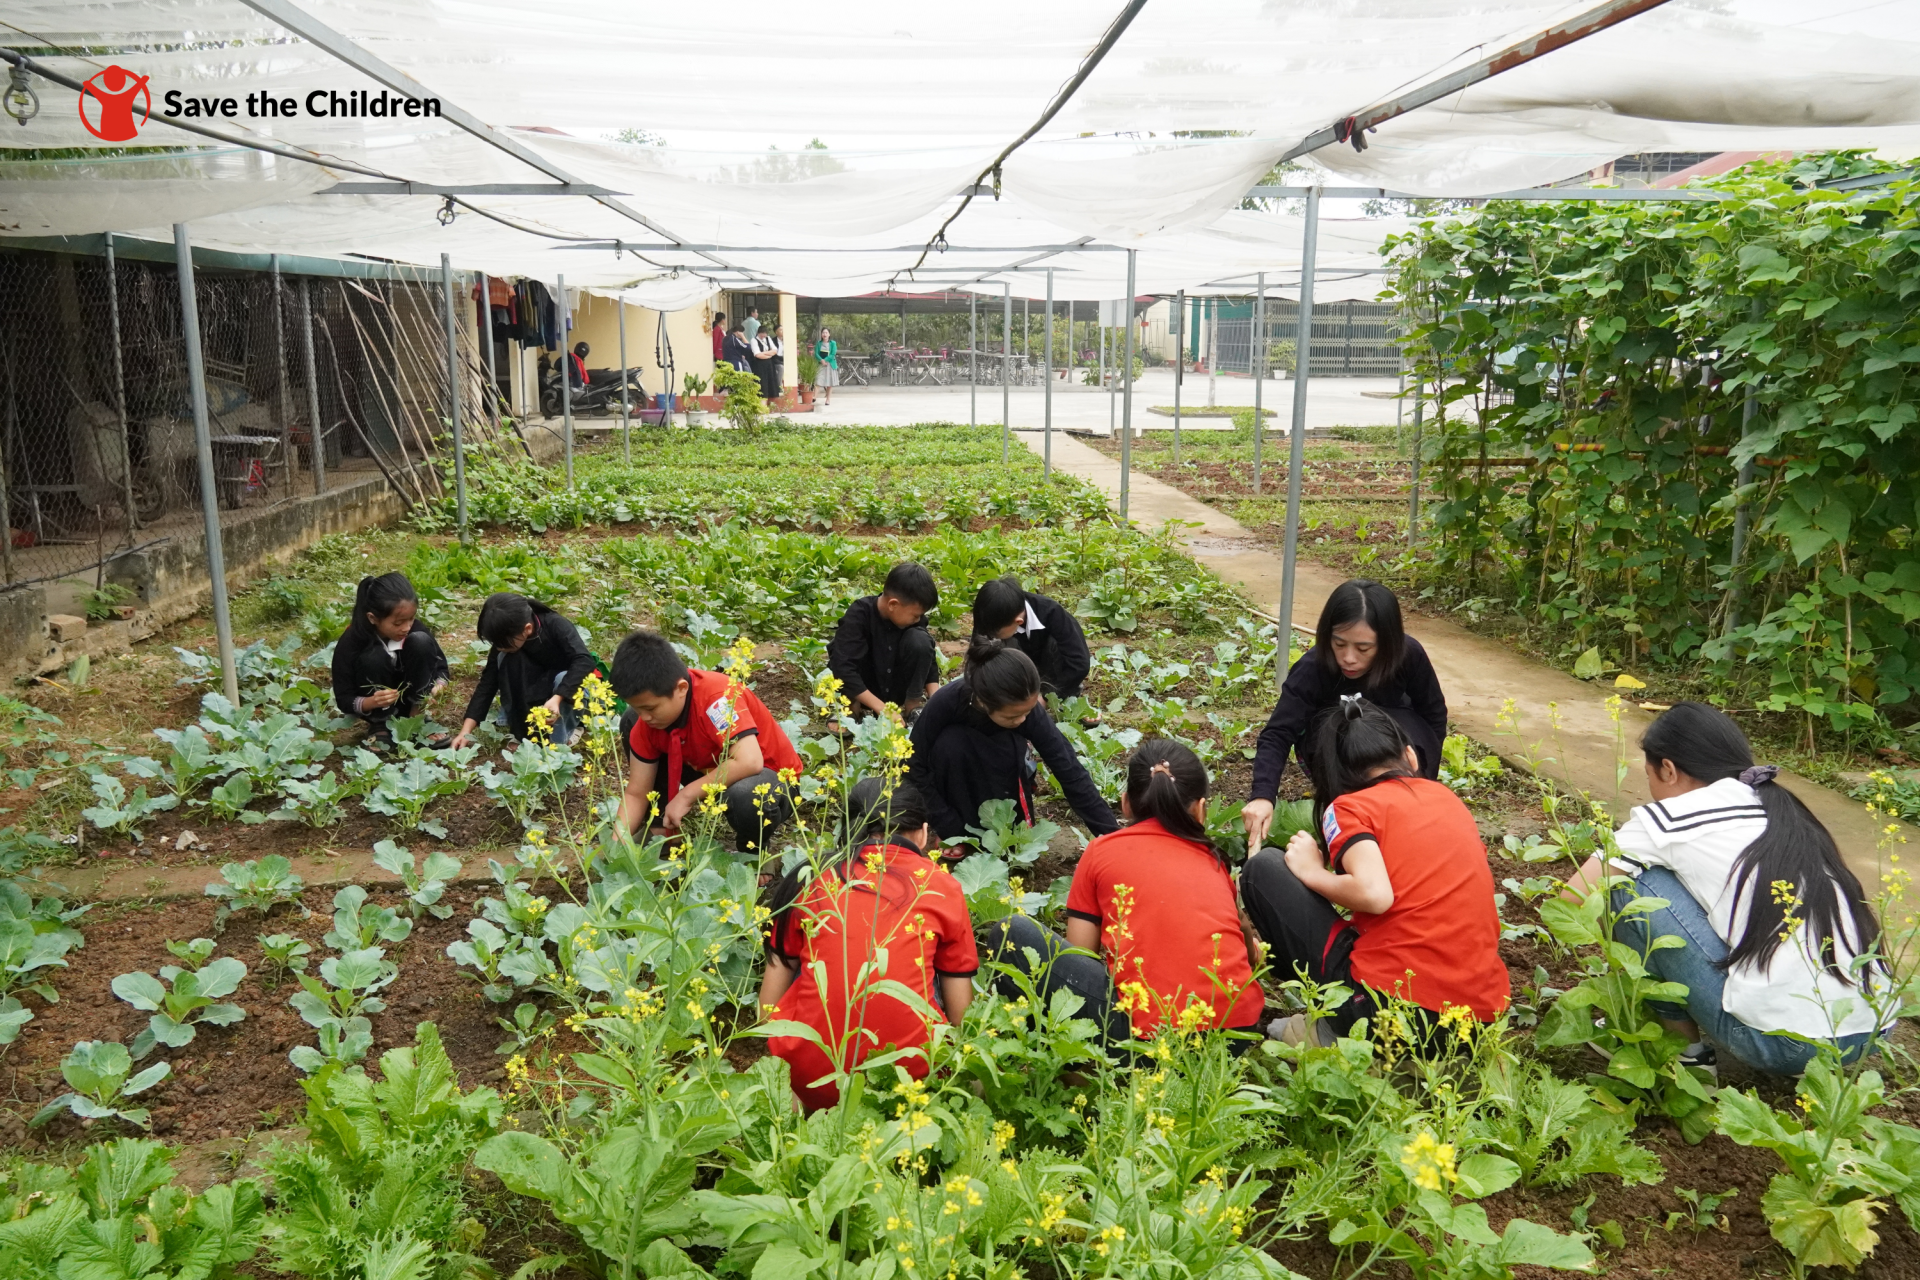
[461,607,595,736]
[828,595,937,703]
[907,678,1119,842]
[1248,636,1449,802]
[1008,592,1092,698]
[331,622,449,719]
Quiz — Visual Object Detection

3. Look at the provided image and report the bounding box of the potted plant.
[682,371,710,426]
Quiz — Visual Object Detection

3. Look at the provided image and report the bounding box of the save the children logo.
[77,65,152,142]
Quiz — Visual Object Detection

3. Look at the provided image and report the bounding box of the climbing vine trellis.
[1385,154,1920,747]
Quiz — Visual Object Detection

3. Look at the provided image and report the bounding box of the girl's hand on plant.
[451,718,479,750]
[365,688,402,711]
[1241,798,1275,852]
[543,694,563,717]
[1283,829,1325,883]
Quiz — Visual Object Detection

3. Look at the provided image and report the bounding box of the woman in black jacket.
[331,573,450,741]
[1241,579,1448,851]
[907,636,1119,846]
[451,593,595,747]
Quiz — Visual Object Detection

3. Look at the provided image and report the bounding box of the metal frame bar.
[440,253,468,541]
[300,278,326,496]
[1247,184,1725,202]
[272,253,294,499]
[1251,272,1266,493]
[104,233,138,531]
[1277,187,1320,663]
[1120,250,1137,519]
[1001,282,1011,460]
[1276,0,1676,165]
[174,223,239,704]
[233,0,768,287]
[1043,267,1055,478]
[558,273,574,485]
[1172,288,1184,467]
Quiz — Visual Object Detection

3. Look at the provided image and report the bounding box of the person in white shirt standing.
[1566,702,1890,1076]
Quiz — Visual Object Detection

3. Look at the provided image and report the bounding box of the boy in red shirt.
[610,630,804,852]
[1240,698,1507,1045]
[761,778,976,1110]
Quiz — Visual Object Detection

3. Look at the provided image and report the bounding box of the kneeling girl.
[986,739,1266,1048]
[761,778,977,1111]
[1240,697,1508,1043]
[1565,702,1889,1075]
[330,573,449,738]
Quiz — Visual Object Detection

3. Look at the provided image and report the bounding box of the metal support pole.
[1207,299,1218,408]
[1120,252,1137,519]
[480,273,497,428]
[301,280,326,496]
[970,292,978,427]
[440,254,468,541]
[1407,379,1423,543]
[174,224,239,706]
[104,234,139,532]
[0,343,16,587]
[558,273,573,486]
[271,254,294,499]
[1106,315,1116,435]
[1252,273,1266,494]
[618,298,631,465]
[1043,268,1054,478]
[1278,187,1320,660]
[1001,282,1011,461]
[1172,289,1184,467]
[1066,306,1075,383]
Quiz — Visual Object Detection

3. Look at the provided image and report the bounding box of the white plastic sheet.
[3,0,1917,294]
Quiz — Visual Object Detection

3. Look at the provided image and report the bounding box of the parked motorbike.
[540,365,649,418]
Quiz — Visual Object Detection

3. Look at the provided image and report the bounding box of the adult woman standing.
[751,325,781,400]
[814,326,840,406]
[1241,579,1447,852]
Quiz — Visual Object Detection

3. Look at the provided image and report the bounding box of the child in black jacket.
[451,594,594,747]
[828,562,941,718]
[906,636,1118,846]
[971,575,1091,699]
[331,573,450,740]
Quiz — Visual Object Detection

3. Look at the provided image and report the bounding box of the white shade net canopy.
[5,0,1919,298]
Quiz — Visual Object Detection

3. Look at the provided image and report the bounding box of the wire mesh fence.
[0,242,509,592]
[1211,300,1404,378]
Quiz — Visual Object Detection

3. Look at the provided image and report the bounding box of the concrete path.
[1030,431,1902,887]
[809,371,1406,433]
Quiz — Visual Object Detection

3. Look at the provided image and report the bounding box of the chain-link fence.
[0,243,507,592]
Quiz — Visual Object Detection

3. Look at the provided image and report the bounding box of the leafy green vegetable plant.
[322,885,413,951]
[205,856,307,930]
[0,879,85,1044]
[445,917,549,1003]
[476,739,580,828]
[287,947,398,1073]
[371,839,463,919]
[80,769,178,837]
[0,1137,265,1279]
[948,797,1058,865]
[111,942,248,1058]
[363,756,469,839]
[257,933,313,982]
[274,771,351,827]
[30,1040,171,1129]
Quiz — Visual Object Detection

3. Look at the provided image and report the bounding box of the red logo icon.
[77,65,151,142]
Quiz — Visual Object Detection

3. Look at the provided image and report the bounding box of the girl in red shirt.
[984,739,1266,1050]
[1240,697,1507,1046]
[761,778,977,1111]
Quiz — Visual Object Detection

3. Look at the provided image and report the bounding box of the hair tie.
[1339,692,1364,716]
[1739,764,1779,787]
[1149,761,1174,778]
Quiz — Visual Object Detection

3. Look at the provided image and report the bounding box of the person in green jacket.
[814,327,840,406]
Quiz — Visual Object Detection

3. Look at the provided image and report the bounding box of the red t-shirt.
[1321,776,1509,1019]
[626,669,803,800]
[767,840,979,1110]
[1066,819,1264,1038]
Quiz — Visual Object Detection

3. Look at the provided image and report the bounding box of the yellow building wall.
[562,288,723,406]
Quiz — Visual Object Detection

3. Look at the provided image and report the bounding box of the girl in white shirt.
[1568,702,1889,1075]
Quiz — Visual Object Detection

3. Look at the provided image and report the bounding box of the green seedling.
[0,881,86,1045]
[257,933,313,982]
[80,770,179,838]
[372,839,463,919]
[446,917,549,1003]
[111,942,248,1058]
[323,885,412,951]
[949,797,1058,866]
[205,855,307,930]
[364,756,469,839]
[30,1040,171,1129]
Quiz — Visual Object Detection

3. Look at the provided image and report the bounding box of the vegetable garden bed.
[2,422,1918,1280]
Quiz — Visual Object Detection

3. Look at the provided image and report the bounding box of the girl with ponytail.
[761,778,977,1111]
[330,572,449,740]
[983,739,1265,1049]
[1566,702,1889,1074]
[1240,696,1507,1045]
[905,634,1118,845]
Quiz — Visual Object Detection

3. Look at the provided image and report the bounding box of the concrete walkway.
[1030,431,1901,887]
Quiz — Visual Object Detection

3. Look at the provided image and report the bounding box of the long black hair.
[1307,696,1416,838]
[1314,579,1407,692]
[348,573,421,641]
[963,634,1040,712]
[972,576,1027,634]
[477,593,552,647]
[1125,738,1219,861]
[1641,702,1880,985]
[764,777,934,948]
